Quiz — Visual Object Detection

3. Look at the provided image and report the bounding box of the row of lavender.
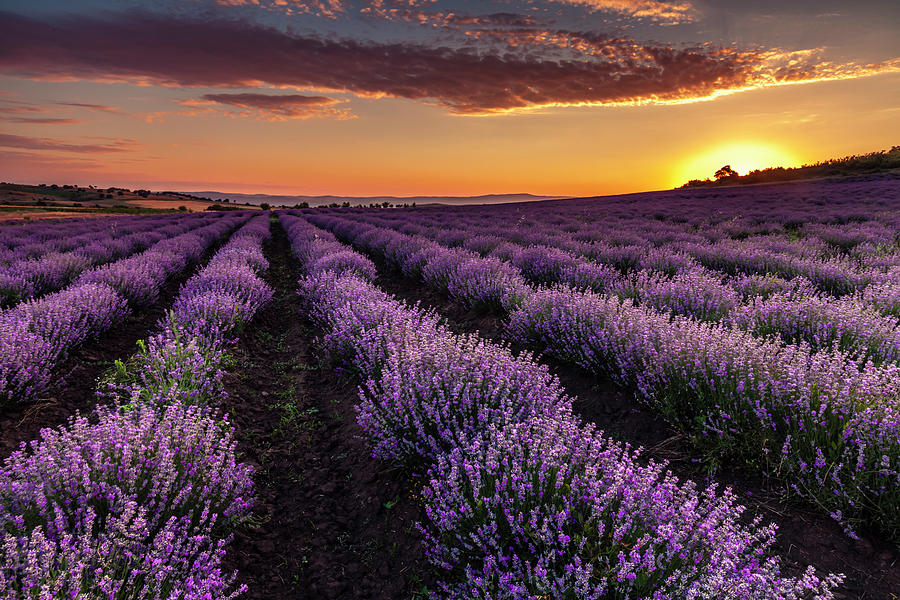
[538,175,900,236]
[1,214,273,598]
[0,215,137,254]
[391,215,889,292]
[343,210,900,366]
[303,212,900,541]
[280,214,841,599]
[459,176,900,257]
[0,213,253,408]
[0,213,222,308]
[378,179,900,278]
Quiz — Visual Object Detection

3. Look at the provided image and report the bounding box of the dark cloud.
[188,92,352,119]
[450,12,538,27]
[387,10,538,28]
[0,133,138,153]
[58,102,123,113]
[0,10,895,114]
[1,117,84,124]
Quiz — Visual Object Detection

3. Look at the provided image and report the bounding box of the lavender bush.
[357,331,572,465]
[0,400,252,599]
[0,217,245,406]
[729,293,900,365]
[863,276,900,317]
[506,285,900,537]
[1,213,273,599]
[105,324,228,409]
[727,273,819,300]
[170,264,273,338]
[423,415,840,599]
[305,210,900,539]
[610,267,739,321]
[0,213,226,308]
[0,283,129,408]
[286,215,841,598]
[166,216,273,339]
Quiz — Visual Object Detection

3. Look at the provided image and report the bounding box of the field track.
[219,221,432,600]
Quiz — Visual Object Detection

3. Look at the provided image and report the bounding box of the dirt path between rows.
[373,263,900,600]
[221,219,432,600]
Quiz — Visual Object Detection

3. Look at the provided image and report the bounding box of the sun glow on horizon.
[674,142,802,186]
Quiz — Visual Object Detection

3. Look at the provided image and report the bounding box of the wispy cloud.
[0,149,125,177]
[1,117,84,124]
[0,10,896,115]
[0,97,97,124]
[0,97,51,115]
[183,92,354,120]
[0,133,138,153]
[58,102,123,113]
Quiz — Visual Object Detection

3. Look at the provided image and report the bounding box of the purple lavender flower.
[0,399,252,599]
[287,214,842,597]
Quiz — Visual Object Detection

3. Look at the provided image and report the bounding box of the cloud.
[546,0,696,24]
[378,10,538,28]
[216,0,346,19]
[185,92,354,120]
[360,0,693,24]
[0,148,106,169]
[0,98,100,124]
[58,102,123,113]
[0,10,896,115]
[1,117,84,124]
[360,0,439,20]
[0,133,138,153]
[0,98,51,115]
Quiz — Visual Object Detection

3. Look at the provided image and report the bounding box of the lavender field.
[2,175,899,599]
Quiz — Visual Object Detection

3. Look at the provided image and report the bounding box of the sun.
[674,142,801,185]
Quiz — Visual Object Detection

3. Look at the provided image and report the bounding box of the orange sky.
[1,1,899,197]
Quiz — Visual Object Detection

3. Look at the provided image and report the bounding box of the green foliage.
[102,321,227,409]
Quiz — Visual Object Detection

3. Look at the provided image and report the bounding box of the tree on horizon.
[715,165,738,180]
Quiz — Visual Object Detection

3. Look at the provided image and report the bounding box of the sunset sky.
[1,0,898,197]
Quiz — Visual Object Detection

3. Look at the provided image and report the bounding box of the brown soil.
[372,263,900,600]
[129,199,240,211]
[220,220,432,600]
[0,239,227,460]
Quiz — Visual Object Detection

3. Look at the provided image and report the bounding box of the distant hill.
[0,182,240,217]
[682,146,900,188]
[186,192,562,207]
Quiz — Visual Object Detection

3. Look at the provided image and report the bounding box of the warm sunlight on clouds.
[1,11,898,115]
[0,1,898,196]
[546,0,696,24]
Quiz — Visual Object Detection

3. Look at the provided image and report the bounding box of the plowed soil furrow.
[371,261,900,600]
[221,220,432,600]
